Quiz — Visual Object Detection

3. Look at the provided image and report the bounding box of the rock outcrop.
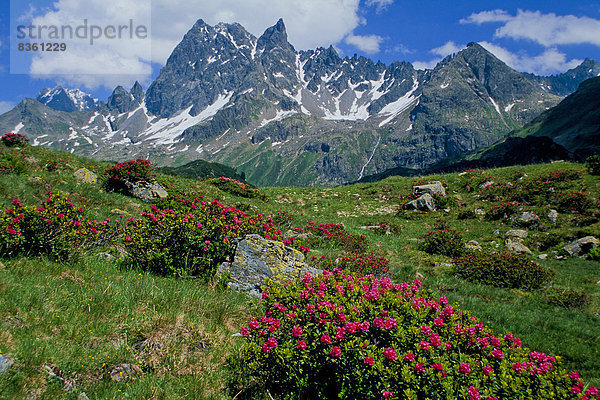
[217,234,322,296]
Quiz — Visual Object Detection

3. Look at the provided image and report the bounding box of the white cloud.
[21,0,371,89]
[412,41,465,71]
[460,9,511,25]
[366,0,394,12]
[411,60,439,71]
[479,41,582,75]
[0,101,16,115]
[430,41,465,57]
[462,9,600,47]
[345,34,384,54]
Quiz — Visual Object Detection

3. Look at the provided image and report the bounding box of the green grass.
[0,143,599,397]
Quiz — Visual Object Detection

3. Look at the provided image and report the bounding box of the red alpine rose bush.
[205,177,269,201]
[104,159,155,193]
[1,132,30,147]
[453,252,554,290]
[120,197,276,278]
[418,229,465,257]
[298,222,369,253]
[308,253,390,276]
[231,269,597,399]
[458,169,492,192]
[485,202,521,221]
[0,191,107,259]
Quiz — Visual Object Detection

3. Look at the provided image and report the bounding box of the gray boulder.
[216,234,322,296]
[124,179,168,202]
[465,240,482,251]
[73,168,98,184]
[506,229,528,240]
[562,236,599,257]
[516,211,540,226]
[548,209,558,224]
[413,181,446,197]
[0,355,13,373]
[404,193,436,212]
[506,238,532,255]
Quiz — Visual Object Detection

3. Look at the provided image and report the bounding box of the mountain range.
[1,18,599,186]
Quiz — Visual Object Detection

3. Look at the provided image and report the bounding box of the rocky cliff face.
[3,19,599,186]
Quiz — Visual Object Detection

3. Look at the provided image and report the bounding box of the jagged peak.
[256,18,294,52]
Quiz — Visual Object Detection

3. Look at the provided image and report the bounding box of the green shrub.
[585,155,600,175]
[0,192,106,259]
[419,229,465,257]
[231,270,597,399]
[545,288,589,309]
[205,177,269,201]
[457,209,477,220]
[536,232,566,251]
[588,247,600,261]
[454,252,554,290]
[432,193,457,209]
[0,149,29,174]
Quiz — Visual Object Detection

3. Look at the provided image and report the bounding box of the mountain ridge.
[2,18,599,186]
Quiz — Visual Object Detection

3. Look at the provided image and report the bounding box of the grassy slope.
[0,144,599,398]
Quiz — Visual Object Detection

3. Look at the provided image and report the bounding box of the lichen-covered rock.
[73,168,98,184]
[404,193,436,212]
[413,181,446,197]
[0,355,13,373]
[562,236,599,257]
[516,211,540,226]
[548,209,558,224]
[505,229,528,240]
[217,234,322,296]
[506,238,532,255]
[124,179,168,202]
[464,240,482,251]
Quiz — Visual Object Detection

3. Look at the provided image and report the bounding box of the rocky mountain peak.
[256,18,294,53]
[36,86,97,112]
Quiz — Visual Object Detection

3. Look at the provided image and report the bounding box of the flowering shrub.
[205,177,268,201]
[554,191,596,214]
[0,192,107,259]
[120,198,274,278]
[0,150,28,175]
[419,229,465,257]
[458,169,493,192]
[485,202,521,221]
[104,159,155,192]
[585,155,600,176]
[544,288,588,309]
[1,132,30,147]
[293,222,369,253]
[231,269,598,399]
[454,252,554,290]
[309,253,390,276]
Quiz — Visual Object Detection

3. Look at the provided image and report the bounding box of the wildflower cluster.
[419,229,465,257]
[120,197,279,278]
[233,269,597,399]
[458,169,493,192]
[309,253,390,276]
[1,132,30,147]
[480,169,597,216]
[453,252,554,290]
[0,192,107,259]
[104,159,155,192]
[295,222,369,253]
[485,202,522,221]
[205,177,269,201]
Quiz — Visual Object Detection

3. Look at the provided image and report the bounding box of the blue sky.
[0,0,599,114]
